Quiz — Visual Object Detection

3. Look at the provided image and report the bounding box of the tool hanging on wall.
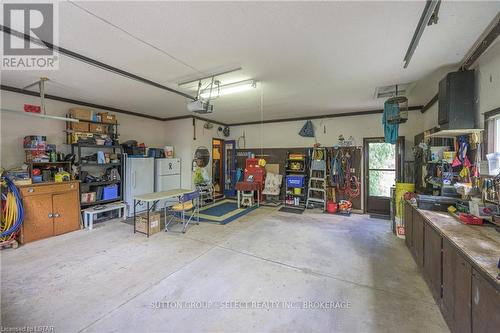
[328,147,361,201]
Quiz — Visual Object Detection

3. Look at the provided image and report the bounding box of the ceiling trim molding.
[229,106,423,126]
[1,85,423,127]
[1,84,230,126]
[421,14,500,114]
[0,84,165,121]
[421,94,439,113]
[0,25,196,100]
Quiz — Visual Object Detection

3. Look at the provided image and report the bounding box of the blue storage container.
[102,184,119,200]
[286,175,305,188]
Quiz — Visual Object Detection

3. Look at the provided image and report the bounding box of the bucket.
[326,201,338,214]
[164,146,174,158]
[395,182,415,218]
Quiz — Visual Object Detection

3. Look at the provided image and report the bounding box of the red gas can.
[326,201,338,214]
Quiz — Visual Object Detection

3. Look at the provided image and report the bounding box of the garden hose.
[1,176,24,241]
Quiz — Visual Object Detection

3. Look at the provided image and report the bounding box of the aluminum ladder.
[306,148,327,210]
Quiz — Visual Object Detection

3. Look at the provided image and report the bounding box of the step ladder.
[306,148,327,210]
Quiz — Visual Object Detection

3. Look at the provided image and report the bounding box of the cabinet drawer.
[20,182,78,197]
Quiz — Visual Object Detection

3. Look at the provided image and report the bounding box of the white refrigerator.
[124,156,155,217]
[155,158,181,210]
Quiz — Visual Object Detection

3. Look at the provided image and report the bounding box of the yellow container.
[395,182,415,217]
[443,151,456,163]
[294,188,301,195]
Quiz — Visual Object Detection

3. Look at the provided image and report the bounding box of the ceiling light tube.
[200,80,256,99]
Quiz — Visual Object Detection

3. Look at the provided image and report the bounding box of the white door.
[126,157,154,216]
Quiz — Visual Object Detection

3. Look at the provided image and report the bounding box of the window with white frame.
[487,115,500,153]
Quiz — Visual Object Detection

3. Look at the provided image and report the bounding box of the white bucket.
[164,146,174,157]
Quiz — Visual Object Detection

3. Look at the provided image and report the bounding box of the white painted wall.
[1,90,167,168]
[419,39,500,132]
[229,110,425,160]
[163,118,194,189]
[473,39,500,128]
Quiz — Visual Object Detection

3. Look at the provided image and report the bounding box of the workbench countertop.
[415,207,500,286]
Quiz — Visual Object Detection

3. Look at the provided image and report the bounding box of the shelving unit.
[28,161,73,181]
[71,143,123,207]
[284,152,308,211]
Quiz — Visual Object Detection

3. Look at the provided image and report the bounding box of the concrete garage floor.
[1,208,448,332]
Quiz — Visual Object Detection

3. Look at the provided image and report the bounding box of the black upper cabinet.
[438,70,476,129]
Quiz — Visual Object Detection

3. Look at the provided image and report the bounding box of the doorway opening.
[364,137,404,216]
[212,138,224,197]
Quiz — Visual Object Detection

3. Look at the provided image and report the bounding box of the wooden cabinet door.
[442,238,456,329]
[412,210,424,267]
[424,223,442,301]
[404,202,413,249]
[472,269,500,333]
[52,191,80,235]
[443,238,472,333]
[21,193,54,243]
[454,249,472,333]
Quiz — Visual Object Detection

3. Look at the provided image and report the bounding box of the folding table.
[133,189,192,237]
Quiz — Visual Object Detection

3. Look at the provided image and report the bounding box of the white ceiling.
[1,1,499,123]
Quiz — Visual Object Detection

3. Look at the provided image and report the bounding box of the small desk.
[134,189,192,237]
[235,182,260,209]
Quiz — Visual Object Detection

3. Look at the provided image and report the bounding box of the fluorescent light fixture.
[200,80,256,99]
[0,108,80,123]
[403,0,440,68]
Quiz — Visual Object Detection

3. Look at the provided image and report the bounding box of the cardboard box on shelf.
[70,121,90,132]
[70,132,93,144]
[69,108,93,121]
[89,123,107,134]
[81,192,96,203]
[99,112,117,124]
[136,212,161,235]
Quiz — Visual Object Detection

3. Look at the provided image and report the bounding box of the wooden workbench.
[404,202,500,332]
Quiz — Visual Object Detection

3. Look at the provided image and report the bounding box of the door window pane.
[368,143,396,169]
[369,170,395,197]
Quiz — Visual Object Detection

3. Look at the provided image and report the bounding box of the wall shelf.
[426,129,483,138]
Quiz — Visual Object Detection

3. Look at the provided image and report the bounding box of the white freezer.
[124,157,155,217]
[154,158,182,210]
[156,158,181,176]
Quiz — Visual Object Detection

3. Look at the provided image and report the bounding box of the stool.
[83,202,127,230]
[241,191,254,207]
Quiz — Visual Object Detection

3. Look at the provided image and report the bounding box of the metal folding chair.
[165,191,200,233]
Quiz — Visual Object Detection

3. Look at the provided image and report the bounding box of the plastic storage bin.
[286,175,305,188]
[102,184,119,200]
